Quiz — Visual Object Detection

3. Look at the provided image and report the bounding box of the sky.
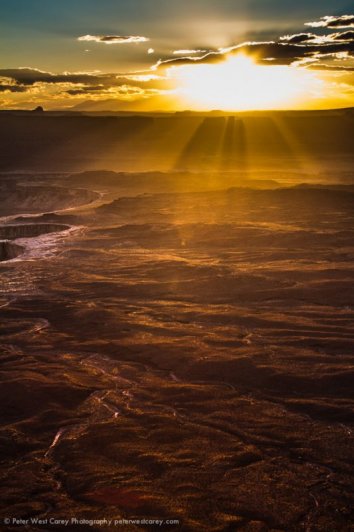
[1,0,354,111]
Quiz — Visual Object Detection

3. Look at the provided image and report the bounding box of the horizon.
[1,105,354,115]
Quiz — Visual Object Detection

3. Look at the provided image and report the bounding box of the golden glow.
[169,54,323,110]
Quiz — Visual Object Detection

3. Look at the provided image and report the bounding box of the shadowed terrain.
[0,109,354,174]
[0,241,24,261]
[0,112,354,531]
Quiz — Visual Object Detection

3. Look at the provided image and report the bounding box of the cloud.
[0,75,27,93]
[309,64,354,71]
[280,30,354,45]
[65,85,161,100]
[65,85,105,95]
[279,33,319,44]
[173,49,207,55]
[0,68,173,91]
[332,31,354,41]
[0,68,103,86]
[0,84,27,93]
[0,67,173,107]
[148,13,354,73]
[152,38,354,71]
[78,34,149,44]
[305,15,354,29]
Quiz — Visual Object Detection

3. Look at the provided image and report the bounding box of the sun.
[168,54,323,110]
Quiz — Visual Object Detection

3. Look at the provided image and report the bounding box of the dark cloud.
[0,69,172,92]
[305,15,354,29]
[65,85,143,96]
[150,13,354,72]
[0,68,171,102]
[247,40,354,64]
[332,31,354,41]
[279,33,318,44]
[66,85,105,95]
[280,30,354,45]
[154,39,354,70]
[78,35,149,44]
[0,68,104,86]
[0,84,27,93]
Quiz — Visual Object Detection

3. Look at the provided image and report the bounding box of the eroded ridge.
[0,223,70,240]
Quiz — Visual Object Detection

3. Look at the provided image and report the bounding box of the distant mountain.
[70,94,179,113]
